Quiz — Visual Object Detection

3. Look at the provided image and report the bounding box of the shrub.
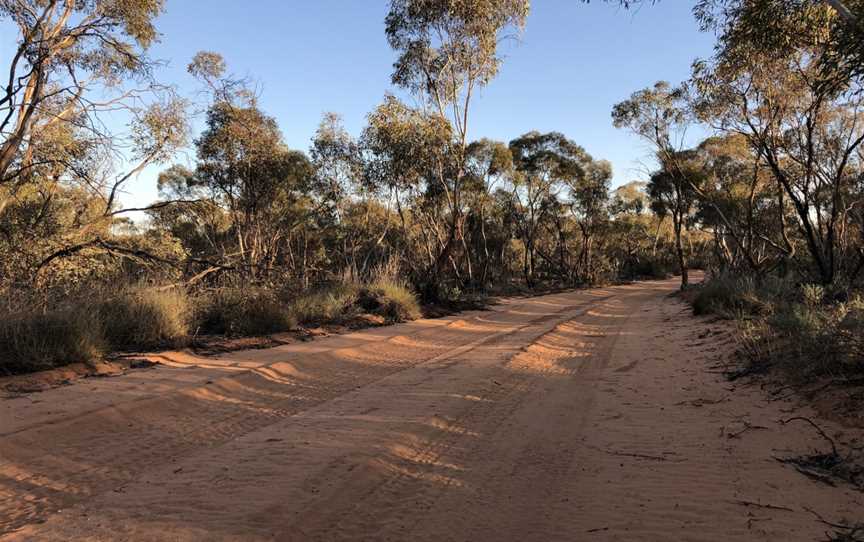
[838,296,864,362]
[289,280,420,325]
[289,284,359,325]
[691,275,772,317]
[99,288,191,350]
[623,259,673,280]
[363,279,421,322]
[195,287,295,336]
[736,285,864,381]
[0,305,105,375]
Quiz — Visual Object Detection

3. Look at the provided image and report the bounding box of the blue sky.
[6,1,717,209]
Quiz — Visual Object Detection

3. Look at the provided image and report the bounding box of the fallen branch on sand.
[773,417,864,491]
[804,507,864,542]
[780,416,838,456]
[730,499,794,512]
[726,421,770,439]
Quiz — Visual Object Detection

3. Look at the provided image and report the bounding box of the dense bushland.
[3,1,863,377]
[0,1,694,375]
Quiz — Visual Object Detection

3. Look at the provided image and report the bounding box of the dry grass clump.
[0,302,105,375]
[99,287,191,350]
[194,287,296,337]
[290,284,359,325]
[290,280,421,326]
[0,286,193,374]
[361,279,422,322]
[690,274,774,318]
[0,276,421,375]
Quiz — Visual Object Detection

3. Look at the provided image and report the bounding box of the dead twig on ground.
[780,416,838,456]
[804,507,864,542]
[730,499,794,512]
[726,422,770,439]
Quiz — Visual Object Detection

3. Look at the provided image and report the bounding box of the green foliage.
[361,95,455,193]
[386,0,529,105]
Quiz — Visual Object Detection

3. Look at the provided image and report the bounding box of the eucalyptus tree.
[384,0,529,292]
[464,138,514,285]
[692,1,864,83]
[361,95,456,292]
[152,53,317,280]
[692,135,789,275]
[594,0,864,83]
[607,181,666,277]
[0,1,193,285]
[568,157,612,283]
[645,150,703,286]
[692,44,864,285]
[0,0,175,207]
[509,131,587,285]
[612,82,697,286]
[311,112,398,278]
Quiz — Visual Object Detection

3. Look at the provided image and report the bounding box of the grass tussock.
[290,279,421,326]
[195,287,296,337]
[0,304,105,375]
[0,278,422,375]
[690,274,772,318]
[361,279,422,322]
[99,288,191,350]
[290,284,359,325]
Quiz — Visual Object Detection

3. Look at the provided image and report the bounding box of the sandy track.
[1,277,860,541]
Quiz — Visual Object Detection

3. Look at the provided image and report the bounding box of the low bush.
[290,280,421,325]
[0,304,105,375]
[696,274,864,381]
[99,287,191,350]
[195,287,295,336]
[766,294,864,378]
[361,279,422,322]
[290,284,359,325]
[691,275,772,317]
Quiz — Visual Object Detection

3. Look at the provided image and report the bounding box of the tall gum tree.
[612,82,696,287]
[384,0,529,298]
[508,131,593,285]
[0,0,169,205]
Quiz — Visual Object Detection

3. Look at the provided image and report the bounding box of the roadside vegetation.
[0,0,687,375]
[0,276,421,374]
[691,276,864,383]
[2,0,864,381]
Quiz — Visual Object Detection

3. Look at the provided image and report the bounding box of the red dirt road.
[1,277,860,540]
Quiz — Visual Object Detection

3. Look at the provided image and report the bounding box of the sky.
[5,1,718,210]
